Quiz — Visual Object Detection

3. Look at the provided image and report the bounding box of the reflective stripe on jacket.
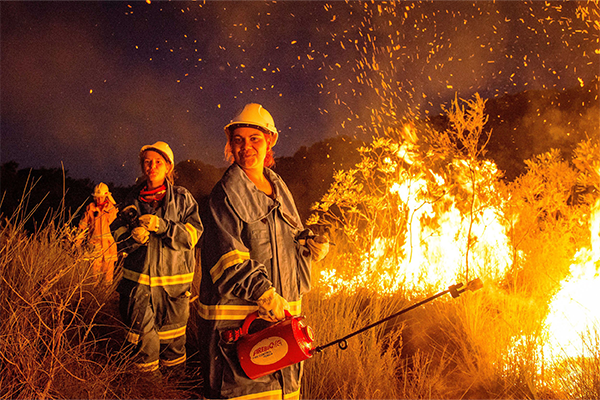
[112,182,203,329]
[198,163,312,399]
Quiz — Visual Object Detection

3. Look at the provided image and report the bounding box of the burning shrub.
[309,94,509,296]
[304,94,600,398]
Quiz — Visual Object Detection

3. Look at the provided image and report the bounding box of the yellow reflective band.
[151,272,194,286]
[134,359,159,372]
[209,249,250,283]
[123,269,150,285]
[185,223,200,247]
[197,303,258,321]
[122,268,194,287]
[161,354,186,367]
[284,389,301,400]
[126,331,140,345]
[158,325,186,340]
[197,300,302,321]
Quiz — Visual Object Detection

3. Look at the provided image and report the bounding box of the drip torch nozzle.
[465,277,484,292]
[449,278,484,298]
[448,282,464,298]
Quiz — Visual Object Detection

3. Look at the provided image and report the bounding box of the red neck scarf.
[95,198,109,210]
[139,184,166,205]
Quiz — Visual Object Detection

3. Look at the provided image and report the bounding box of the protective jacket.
[197,163,312,400]
[111,181,202,372]
[78,201,118,283]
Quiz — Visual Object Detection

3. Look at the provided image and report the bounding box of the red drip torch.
[222,278,483,380]
[223,310,315,380]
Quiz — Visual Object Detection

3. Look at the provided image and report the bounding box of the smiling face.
[230,126,271,173]
[142,150,170,189]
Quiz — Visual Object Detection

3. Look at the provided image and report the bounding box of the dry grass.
[1,195,597,399]
[0,194,192,399]
[302,288,407,399]
[302,261,599,399]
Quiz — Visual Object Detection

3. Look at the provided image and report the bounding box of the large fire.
[317,125,512,297]
[542,199,600,361]
[313,121,599,393]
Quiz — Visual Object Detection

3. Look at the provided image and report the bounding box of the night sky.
[1,1,598,187]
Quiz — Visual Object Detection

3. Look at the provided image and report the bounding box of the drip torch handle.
[313,278,484,354]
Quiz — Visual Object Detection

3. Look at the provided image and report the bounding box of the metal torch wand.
[312,278,484,353]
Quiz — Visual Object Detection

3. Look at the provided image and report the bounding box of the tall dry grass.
[547,327,600,399]
[302,287,406,399]
[302,240,598,399]
[0,188,191,399]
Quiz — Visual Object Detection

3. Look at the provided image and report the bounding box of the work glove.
[131,226,150,244]
[306,235,330,262]
[139,214,160,232]
[256,287,289,322]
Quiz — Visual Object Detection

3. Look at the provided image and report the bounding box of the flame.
[315,122,599,385]
[542,199,600,360]
[318,126,512,297]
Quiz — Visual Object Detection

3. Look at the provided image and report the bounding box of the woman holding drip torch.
[197,103,330,399]
[110,141,203,379]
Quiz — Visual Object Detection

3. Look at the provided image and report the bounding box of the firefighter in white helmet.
[110,141,203,380]
[196,103,329,399]
[78,182,118,285]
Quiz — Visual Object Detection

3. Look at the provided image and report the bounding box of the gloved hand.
[139,214,160,232]
[306,235,330,262]
[256,287,289,322]
[131,226,150,244]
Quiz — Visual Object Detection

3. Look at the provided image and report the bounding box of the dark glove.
[306,235,330,262]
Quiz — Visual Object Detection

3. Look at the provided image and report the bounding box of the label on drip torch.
[250,336,289,365]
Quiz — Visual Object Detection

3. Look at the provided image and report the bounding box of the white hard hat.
[140,141,174,165]
[92,182,116,204]
[224,103,278,146]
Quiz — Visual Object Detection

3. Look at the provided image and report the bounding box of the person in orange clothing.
[78,182,118,285]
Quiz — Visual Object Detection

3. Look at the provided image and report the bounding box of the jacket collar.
[221,163,296,224]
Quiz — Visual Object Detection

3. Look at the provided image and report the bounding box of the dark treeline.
[2,80,597,229]
[0,136,364,231]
